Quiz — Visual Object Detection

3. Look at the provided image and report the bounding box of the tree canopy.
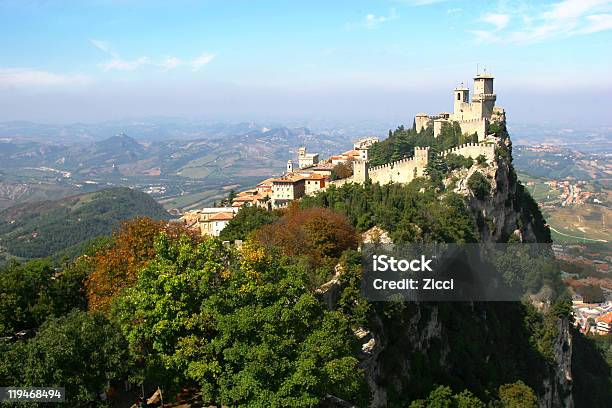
[112,235,367,407]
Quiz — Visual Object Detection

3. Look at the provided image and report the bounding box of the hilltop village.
[180,73,502,237]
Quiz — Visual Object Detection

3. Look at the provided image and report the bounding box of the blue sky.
[0,0,611,125]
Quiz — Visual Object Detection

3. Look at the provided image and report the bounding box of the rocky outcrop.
[541,317,574,408]
[357,117,570,406]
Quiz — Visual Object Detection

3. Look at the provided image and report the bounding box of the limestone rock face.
[355,116,570,407]
[361,226,393,244]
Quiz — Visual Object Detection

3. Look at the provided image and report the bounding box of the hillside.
[0,126,354,211]
[0,187,169,261]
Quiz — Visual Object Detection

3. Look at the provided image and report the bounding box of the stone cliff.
[321,115,575,407]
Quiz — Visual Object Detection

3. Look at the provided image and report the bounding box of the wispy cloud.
[347,8,399,30]
[89,39,119,58]
[395,0,449,5]
[101,57,149,71]
[91,38,149,71]
[581,13,612,33]
[470,0,612,44]
[159,56,182,71]
[90,39,214,72]
[0,68,91,88]
[481,13,510,30]
[191,53,216,71]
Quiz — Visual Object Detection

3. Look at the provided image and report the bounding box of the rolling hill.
[0,187,170,261]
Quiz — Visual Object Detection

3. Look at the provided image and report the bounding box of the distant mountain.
[0,187,170,261]
[0,124,359,211]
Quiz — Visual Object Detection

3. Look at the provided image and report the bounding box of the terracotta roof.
[257,178,276,186]
[233,195,256,202]
[597,312,612,324]
[208,212,234,221]
[304,173,327,180]
[271,175,305,183]
[236,189,257,197]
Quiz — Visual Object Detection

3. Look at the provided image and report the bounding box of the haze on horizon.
[0,0,611,126]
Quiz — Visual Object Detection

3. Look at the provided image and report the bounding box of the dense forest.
[0,187,170,262]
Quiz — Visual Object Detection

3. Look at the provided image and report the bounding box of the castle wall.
[441,142,495,162]
[367,147,429,185]
[457,118,487,141]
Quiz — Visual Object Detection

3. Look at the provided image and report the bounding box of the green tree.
[408,386,485,408]
[113,235,367,407]
[498,381,537,408]
[0,259,88,336]
[331,161,354,180]
[467,172,491,200]
[0,310,129,406]
[219,206,280,241]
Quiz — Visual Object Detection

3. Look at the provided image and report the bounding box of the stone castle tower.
[415,72,498,141]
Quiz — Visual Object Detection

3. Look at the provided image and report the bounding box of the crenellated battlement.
[369,156,415,173]
[441,142,495,161]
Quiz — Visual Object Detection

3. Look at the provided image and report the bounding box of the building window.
[457,93,460,100]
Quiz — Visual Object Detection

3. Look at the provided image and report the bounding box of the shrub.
[467,172,491,200]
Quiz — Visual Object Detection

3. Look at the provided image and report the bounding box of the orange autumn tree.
[254,205,358,285]
[85,217,201,313]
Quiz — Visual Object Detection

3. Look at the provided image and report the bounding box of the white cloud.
[191,53,216,71]
[481,13,510,30]
[101,57,149,71]
[543,0,609,21]
[447,8,463,14]
[0,68,91,88]
[159,56,182,70]
[91,39,150,71]
[471,0,612,44]
[395,0,449,5]
[582,13,612,33]
[348,8,399,30]
[89,38,119,58]
[90,39,215,73]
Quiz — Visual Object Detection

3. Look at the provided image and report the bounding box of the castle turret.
[415,113,430,133]
[353,159,369,183]
[414,146,430,165]
[453,83,469,116]
[472,72,496,119]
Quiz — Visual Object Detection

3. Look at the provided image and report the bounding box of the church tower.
[287,160,294,174]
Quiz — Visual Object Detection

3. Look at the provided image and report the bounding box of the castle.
[415,71,501,141]
[181,74,504,234]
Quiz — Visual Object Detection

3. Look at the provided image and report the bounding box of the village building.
[271,174,307,208]
[202,75,502,216]
[179,207,238,237]
[304,173,327,195]
[297,147,319,169]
